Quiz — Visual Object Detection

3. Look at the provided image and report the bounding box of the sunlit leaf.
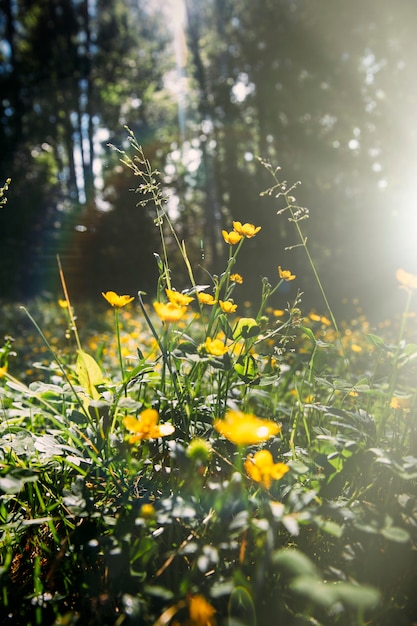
[272,549,318,578]
[228,586,256,626]
[76,350,104,399]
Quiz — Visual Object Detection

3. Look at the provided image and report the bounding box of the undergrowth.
[0,132,417,626]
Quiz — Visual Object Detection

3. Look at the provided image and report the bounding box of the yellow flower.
[102,291,135,308]
[230,273,243,284]
[197,292,217,305]
[154,301,186,323]
[222,229,243,245]
[58,299,69,309]
[219,300,237,314]
[0,366,7,378]
[232,221,261,238]
[244,450,289,489]
[214,410,280,445]
[278,266,296,281]
[390,396,412,410]
[202,337,229,356]
[396,268,417,291]
[123,409,175,443]
[166,288,194,306]
[188,594,216,626]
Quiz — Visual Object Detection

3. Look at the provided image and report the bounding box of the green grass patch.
[1,137,417,625]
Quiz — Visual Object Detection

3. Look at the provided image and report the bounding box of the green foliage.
[1,141,417,625]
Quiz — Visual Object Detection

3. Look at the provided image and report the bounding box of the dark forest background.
[1,0,416,320]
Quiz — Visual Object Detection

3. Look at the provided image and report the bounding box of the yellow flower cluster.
[197,292,217,306]
[200,337,229,357]
[214,410,280,445]
[154,289,194,323]
[188,594,216,626]
[278,266,296,281]
[244,450,289,489]
[222,220,261,245]
[102,291,135,308]
[123,409,174,443]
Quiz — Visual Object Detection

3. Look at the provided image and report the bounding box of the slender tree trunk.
[184,0,221,267]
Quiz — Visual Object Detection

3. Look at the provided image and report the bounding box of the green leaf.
[316,518,343,538]
[234,354,259,383]
[272,548,318,578]
[233,317,260,340]
[76,350,104,399]
[332,582,380,610]
[300,326,316,344]
[381,525,410,543]
[228,586,256,626]
[366,333,386,348]
[0,469,38,494]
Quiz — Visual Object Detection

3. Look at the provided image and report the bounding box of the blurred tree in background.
[1,0,416,318]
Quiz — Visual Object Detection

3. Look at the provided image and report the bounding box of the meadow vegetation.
[1,137,417,626]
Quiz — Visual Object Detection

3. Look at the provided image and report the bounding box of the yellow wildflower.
[0,366,7,378]
[102,291,135,308]
[202,337,229,356]
[154,301,186,323]
[188,594,216,626]
[390,396,412,410]
[244,450,289,489]
[123,409,175,443]
[278,266,296,281]
[214,410,280,445]
[219,300,237,314]
[222,229,243,245]
[320,315,332,326]
[197,292,217,305]
[232,221,261,238]
[396,268,417,291]
[166,288,194,306]
[58,299,69,309]
[230,273,243,284]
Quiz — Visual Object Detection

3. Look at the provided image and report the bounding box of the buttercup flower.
[214,409,280,445]
[244,449,289,489]
[58,299,69,309]
[278,266,296,281]
[197,292,217,305]
[219,300,238,314]
[232,221,261,238]
[202,337,229,356]
[230,273,243,284]
[166,288,194,306]
[154,301,186,323]
[123,409,174,443]
[396,268,417,291]
[188,594,216,626]
[390,396,412,410]
[222,229,243,245]
[102,291,135,308]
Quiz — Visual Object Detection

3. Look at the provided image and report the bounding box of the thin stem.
[115,308,126,386]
